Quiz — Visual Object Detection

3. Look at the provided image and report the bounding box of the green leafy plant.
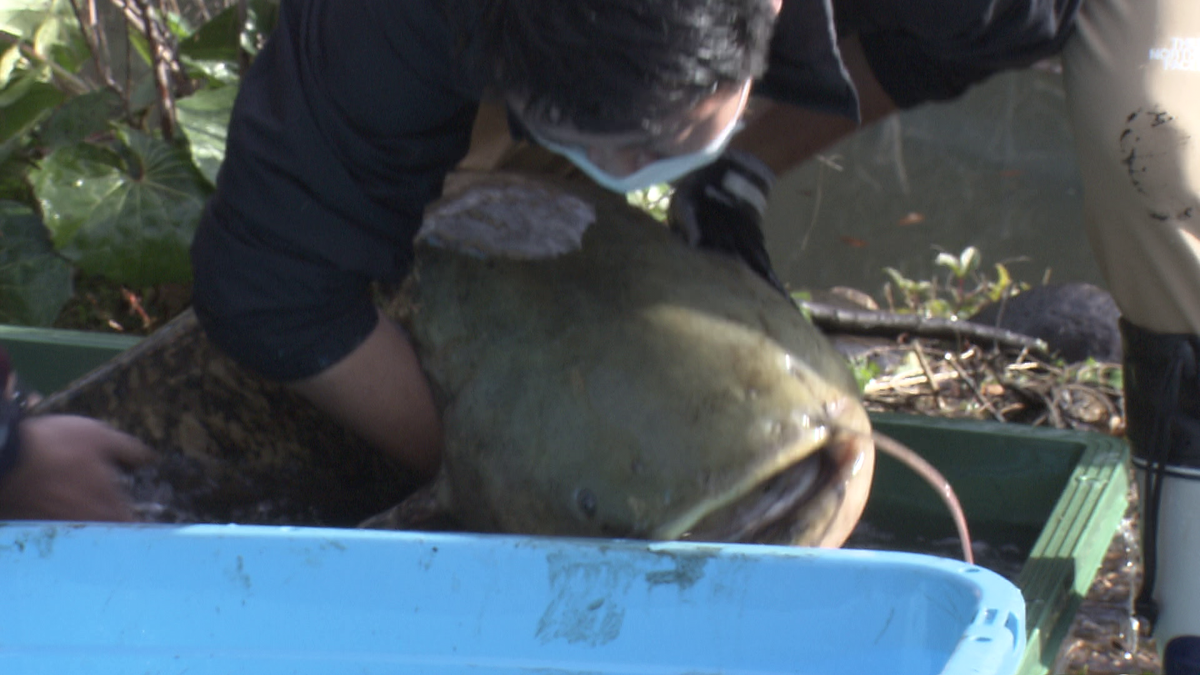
[1071,357,1124,391]
[0,199,71,325]
[883,245,1026,319]
[30,126,211,285]
[0,0,272,325]
[847,356,881,393]
[626,183,673,222]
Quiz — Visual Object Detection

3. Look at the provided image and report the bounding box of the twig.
[130,0,176,139]
[108,0,192,90]
[195,0,213,22]
[1044,388,1064,428]
[67,0,118,90]
[65,0,103,84]
[911,343,946,411]
[862,368,961,396]
[121,6,132,120]
[799,300,1050,354]
[1005,361,1044,373]
[945,352,1006,422]
[120,287,153,329]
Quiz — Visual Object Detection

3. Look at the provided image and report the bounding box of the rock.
[969,283,1122,363]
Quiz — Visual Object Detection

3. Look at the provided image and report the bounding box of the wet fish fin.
[356,480,464,532]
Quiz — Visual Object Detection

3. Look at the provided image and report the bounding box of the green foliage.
[0,74,63,146]
[883,246,1027,319]
[0,199,70,325]
[175,84,235,185]
[0,0,274,325]
[933,245,980,280]
[626,184,673,222]
[0,1,87,72]
[178,0,278,82]
[1072,358,1124,390]
[31,127,211,285]
[36,88,125,150]
[0,0,90,97]
[848,356,881,393]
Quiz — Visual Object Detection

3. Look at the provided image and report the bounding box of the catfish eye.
[575,488,598,519]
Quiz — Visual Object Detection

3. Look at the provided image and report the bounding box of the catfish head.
[373,173,875,547]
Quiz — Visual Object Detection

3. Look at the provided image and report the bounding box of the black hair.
[461,0,776,135]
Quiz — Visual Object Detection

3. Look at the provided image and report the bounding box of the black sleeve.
[757,0,861,120]
[836,0,1083,108]
[190,0,484,381]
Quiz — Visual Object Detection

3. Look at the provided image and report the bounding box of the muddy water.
[846,520,1028,580]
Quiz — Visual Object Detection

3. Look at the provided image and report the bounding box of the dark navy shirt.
[191,0,1081,380]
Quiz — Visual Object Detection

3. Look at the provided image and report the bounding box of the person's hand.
[0,415,154,522]
[667,149,790,297]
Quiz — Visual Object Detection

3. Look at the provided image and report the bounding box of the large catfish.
[366,173,875,547]
[30,173,874,547]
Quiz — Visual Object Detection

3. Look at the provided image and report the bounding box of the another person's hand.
[667,149,790,297]
[0,415,154,522]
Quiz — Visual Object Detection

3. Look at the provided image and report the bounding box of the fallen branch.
[799,300,1050,354]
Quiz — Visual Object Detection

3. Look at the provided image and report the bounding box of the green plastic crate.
[0,325,1130,675]
[0,325,141,394]
[868,413,1130,675]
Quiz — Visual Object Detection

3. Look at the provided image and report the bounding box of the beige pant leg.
[1064,1,1200,650]
[1063,0,1200,334]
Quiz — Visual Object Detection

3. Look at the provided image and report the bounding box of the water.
[763,65,1101,296]
[846,519,1029,582]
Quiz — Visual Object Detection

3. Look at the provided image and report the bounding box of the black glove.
[667,149,789,297]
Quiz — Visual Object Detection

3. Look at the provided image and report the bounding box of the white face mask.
[531,81,750,194]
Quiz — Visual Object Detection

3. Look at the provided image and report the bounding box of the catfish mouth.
[679,427,869,546]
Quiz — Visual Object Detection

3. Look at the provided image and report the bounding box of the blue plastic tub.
[0,523,1023,675]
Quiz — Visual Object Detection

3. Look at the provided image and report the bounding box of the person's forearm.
[290,311,443,480]
[734,34,898,175]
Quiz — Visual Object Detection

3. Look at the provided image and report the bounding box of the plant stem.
[0,34,93,96]
[66,0,118,92]
[130,0,176,139]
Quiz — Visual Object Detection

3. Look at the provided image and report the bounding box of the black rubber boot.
[1121,319,1200,663]
[1167,636,1200,675]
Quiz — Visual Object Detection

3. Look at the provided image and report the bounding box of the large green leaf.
[0,151,35,206]
[0,0,87,74]
[30,127,212,286]
[0,199,71,326]
[175,84,235,185]
[32,12,88,75]
[0,0,62,39]
[37,87,124,150]
[0,44,22,88]
[179,0,278,65]
[0,72,63,144]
